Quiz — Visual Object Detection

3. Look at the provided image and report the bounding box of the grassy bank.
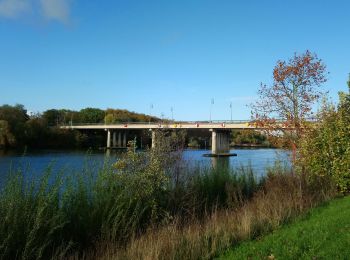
[220,195,350,259]
[0,145,337,259]
[0,149,261,259]
[104,172,334,259]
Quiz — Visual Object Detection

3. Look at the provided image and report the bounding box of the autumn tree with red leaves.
[251,50,328,161]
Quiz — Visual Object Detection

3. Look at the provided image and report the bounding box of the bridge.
[60,120,274,155]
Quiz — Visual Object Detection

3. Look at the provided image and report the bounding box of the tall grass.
[0,167,69,259]
[105,170,336,260]
[0,132,337,259]
[0,149,263,259]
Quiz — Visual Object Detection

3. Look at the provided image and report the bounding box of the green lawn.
[219,196,350,260]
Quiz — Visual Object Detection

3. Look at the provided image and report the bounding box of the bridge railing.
[59,120,253,126]
[59,117,318,127]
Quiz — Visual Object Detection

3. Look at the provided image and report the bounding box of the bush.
[298,91,350,194]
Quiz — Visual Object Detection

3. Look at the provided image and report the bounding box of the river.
[0,148,290,185]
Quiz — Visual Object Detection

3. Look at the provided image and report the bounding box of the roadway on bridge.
[60,121,260,130]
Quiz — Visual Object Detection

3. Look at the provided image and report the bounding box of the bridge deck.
[60,122,261,130]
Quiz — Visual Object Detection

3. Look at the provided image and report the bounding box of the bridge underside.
[105,128,231,155]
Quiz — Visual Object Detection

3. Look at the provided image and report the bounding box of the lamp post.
[149,103,153,124]
[171,107,173,121]
[230,102,232,121]
[210,98,214,122]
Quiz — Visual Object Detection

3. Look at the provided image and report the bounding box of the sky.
[0,0,350,121]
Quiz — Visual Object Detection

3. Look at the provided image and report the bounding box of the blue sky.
[0,0,349,120]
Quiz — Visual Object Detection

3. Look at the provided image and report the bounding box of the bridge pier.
[107,129,111,148]
[211,129,231,155]
[151,130,156,148]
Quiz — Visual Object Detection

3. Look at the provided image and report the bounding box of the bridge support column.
[106,129,111,149]
[112,132,117,147]
[211,129,231,155]
[118,132,122,147]
[123,132,127,147]
[151,130,156,148]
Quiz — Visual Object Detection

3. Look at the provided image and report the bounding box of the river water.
[0,148,290,184]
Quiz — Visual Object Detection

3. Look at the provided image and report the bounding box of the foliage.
[0,135,337,259]
[0,120,15,148]
[104,108,159,123]
[298,78,350,193]
[23,118,49,147]
[231,130,270,146]
[0,147,262,259]
[110,167,335,260]
[187,137,200,147]
[221,196,350,259]
[42,109,64,126]
[0,104,161,149]
[112,141,172,233]
[42,109,78,126]
[78,108,105,124]
[251,51,328,154]
[0,104,29,146]
[0,169,70,259]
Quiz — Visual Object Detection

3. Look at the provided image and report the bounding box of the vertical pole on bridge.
[106,129,111,149]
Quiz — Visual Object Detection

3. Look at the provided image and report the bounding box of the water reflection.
[182,148,290,177]
[211,157,230,170]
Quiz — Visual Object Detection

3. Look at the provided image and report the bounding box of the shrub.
[298,90,350,193]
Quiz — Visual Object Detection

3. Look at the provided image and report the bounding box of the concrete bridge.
[60,121,268,155]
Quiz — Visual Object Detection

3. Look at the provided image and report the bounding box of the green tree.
[0,120,15,148]
[104,108,159,123]
[298,75,350,193]
[78,108,105,123]
[42,109,62,126]
[231,130,269,146]
[0,104,29,146]
[42,109,77,126]
[24,118,49,147]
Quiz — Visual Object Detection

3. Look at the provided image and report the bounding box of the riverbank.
[220,195,350,259]
[102,170,334,259]
[0,155,260,259]
[0,148,335,259]
[231,143,273,148]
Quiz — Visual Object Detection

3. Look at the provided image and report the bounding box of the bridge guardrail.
[58,117,318,127]
[59,120,253,126]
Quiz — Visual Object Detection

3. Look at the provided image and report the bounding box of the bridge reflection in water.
[211,156,230,170]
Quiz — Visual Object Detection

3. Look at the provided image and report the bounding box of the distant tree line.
[43,107,160,126]
[0,104,272,150]
[0,105,160,149]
